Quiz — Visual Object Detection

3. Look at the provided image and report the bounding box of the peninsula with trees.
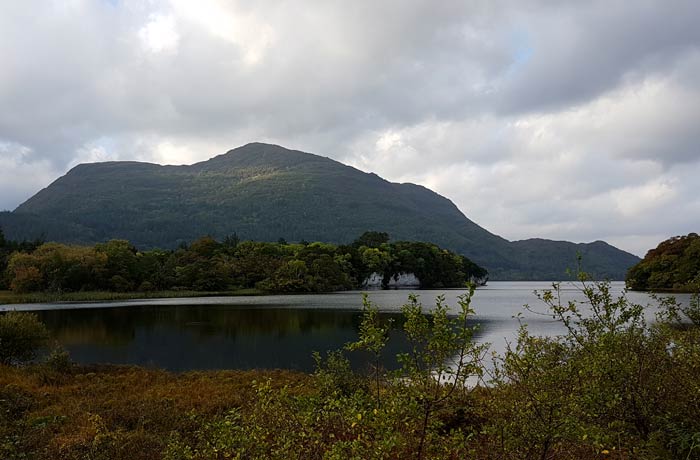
[0,230,487,303]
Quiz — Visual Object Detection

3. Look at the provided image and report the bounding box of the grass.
[0,363,310,459]
[0,288,264,305]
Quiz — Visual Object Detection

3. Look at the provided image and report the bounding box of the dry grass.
[0,364,309,459]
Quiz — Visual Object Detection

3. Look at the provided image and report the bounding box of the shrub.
[488,279,700,459]
[0,311,50,365]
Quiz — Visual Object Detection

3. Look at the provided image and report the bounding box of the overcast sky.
[1,0,699,256]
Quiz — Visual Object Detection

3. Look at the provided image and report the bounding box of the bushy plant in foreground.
[489,277,700,459]
[392,287,487,459]
[0,311,49,365]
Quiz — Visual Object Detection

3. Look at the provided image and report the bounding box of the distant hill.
[626,233,700,291]
[0,142,639,279]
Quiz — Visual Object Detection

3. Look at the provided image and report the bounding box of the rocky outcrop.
[362,272,488,289]
[362,272,421,289]
[362,272,384,288]
[470,274,489,286]
[387,272,421,288]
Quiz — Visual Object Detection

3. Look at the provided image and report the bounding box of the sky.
[1,0,699,257]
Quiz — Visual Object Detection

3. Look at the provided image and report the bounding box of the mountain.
[0,142,639,279]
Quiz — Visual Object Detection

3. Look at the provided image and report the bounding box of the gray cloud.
[495,0,700,114]
[1,0,699,256]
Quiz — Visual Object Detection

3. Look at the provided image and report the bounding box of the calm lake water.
[3,282,688,372]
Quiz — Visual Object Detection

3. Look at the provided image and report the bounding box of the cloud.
[494,0,700,114]
[0,143,58,212]
[0,0,699,256]
[139,14,179,54]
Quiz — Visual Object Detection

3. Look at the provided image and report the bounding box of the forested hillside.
[1,143,639,280]
[626,233,700,291]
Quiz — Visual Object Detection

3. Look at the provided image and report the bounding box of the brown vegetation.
[1,365,310,459]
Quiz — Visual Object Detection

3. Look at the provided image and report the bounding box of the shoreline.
[1,281,649,307]
[0,288,264,306]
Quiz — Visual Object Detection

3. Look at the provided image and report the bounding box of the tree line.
[0,229,487,294]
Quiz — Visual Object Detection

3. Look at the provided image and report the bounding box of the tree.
[354,231,390,248]
[344,287,486,459]
[395,288,486,459]
[9,266,43,293]
[95,240,139,290]
[222,233,240,249]
[346,294,392,407]
[7,243,107,293]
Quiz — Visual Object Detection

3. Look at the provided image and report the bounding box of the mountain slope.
[2,142,639,279]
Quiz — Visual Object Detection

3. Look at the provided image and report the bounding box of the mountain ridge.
[0,142,639,280]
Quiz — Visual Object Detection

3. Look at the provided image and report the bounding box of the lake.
[2,281,687,372]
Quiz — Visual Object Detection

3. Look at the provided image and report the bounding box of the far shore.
[3,281,689,308]
[0,288,264,306]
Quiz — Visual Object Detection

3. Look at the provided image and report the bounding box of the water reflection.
[37,306,414,372]
[18,282,682,372]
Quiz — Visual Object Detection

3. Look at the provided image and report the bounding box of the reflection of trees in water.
[35,306,493,372]
[36,307,408,345]
[37,308,138,346]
